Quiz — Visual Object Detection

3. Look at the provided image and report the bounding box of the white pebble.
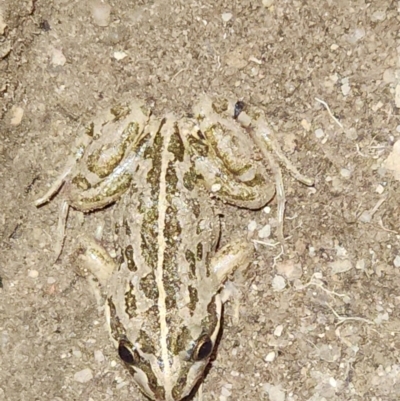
[28,270,39,278]
[72,349,82,358]
[221,386,231,397]
[371,10,386,22]
[358,210,372,223]
[355,259,365,270]
[272,275,286,292]
[247,220,257,232]
[73,368,93,383]
[346,28,365,44]
[221,13,232,22]
[47,277,56,284]
[262,383,285,401]
[315,128,324,139]
[375,184,384,194]
[94,350,105,363]
[273,325,284,337]
[10,106,24,126]
[258,224,271,239]
[341,81,351,96]
[265,351,276,362]
[263,206,271,214]
[394,255,400,268]
[113,51,127,60]
[211,183,221,192]
[329,259,352,274]
[329,377,337,387]
[50,48,66,66]
[340,168,351,178]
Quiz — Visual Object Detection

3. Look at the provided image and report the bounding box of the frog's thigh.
[76,236,116,288]
[211,238,254,284]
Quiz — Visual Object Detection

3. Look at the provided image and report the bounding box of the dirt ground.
[1,0,400,400]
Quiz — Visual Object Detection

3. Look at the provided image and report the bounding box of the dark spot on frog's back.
[165,162,179,195]
[124,281,137,318]
[183,165,199,191]
[139,272,159,301]
[124,245,136,271]
[185,249,197,280]
[196,243,203,261]
[188,285,198,315]
[167,123,185,162]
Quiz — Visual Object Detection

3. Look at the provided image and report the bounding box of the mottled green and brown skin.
[36,96,276,401]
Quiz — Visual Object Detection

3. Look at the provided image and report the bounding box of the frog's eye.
[191,334,213,361]
[118,340,140,365]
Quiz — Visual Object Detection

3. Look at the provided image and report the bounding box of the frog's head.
[106,292,223,401]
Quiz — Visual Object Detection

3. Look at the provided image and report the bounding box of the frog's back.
[107,115,222,400]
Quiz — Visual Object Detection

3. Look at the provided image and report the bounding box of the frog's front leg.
[74,236,117,302]
[210,238,254,326]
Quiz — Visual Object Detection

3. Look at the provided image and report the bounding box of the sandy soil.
[1,1,400,400]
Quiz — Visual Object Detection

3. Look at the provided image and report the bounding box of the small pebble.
[28,270,39,278]
[329,259,352,274]
[211,183,221,192]
[371,10,386,22]
[301,119,311,131]
[272,275,286,292]
[73,368,93,383]
[265,351,276,362]
[329,377,337,387]
[273,325,284,337]
[94,350,105,363]
[73,349,82,358]
[356,259,365,270]
[358,210,372,223]
[247,220,257,232]
[113,51,127,60]
[341,80,351,96]
[50,48,66,66]
[262,383,285,401]
[221,386,231,397]
[258,224,271,239]
[340,168,351,178]
[346,28,365,44]
[10,106,24,126]
[376,184,384,194]
[221,13,232,22]
[315,128,324,139]
[394,255,400,268]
